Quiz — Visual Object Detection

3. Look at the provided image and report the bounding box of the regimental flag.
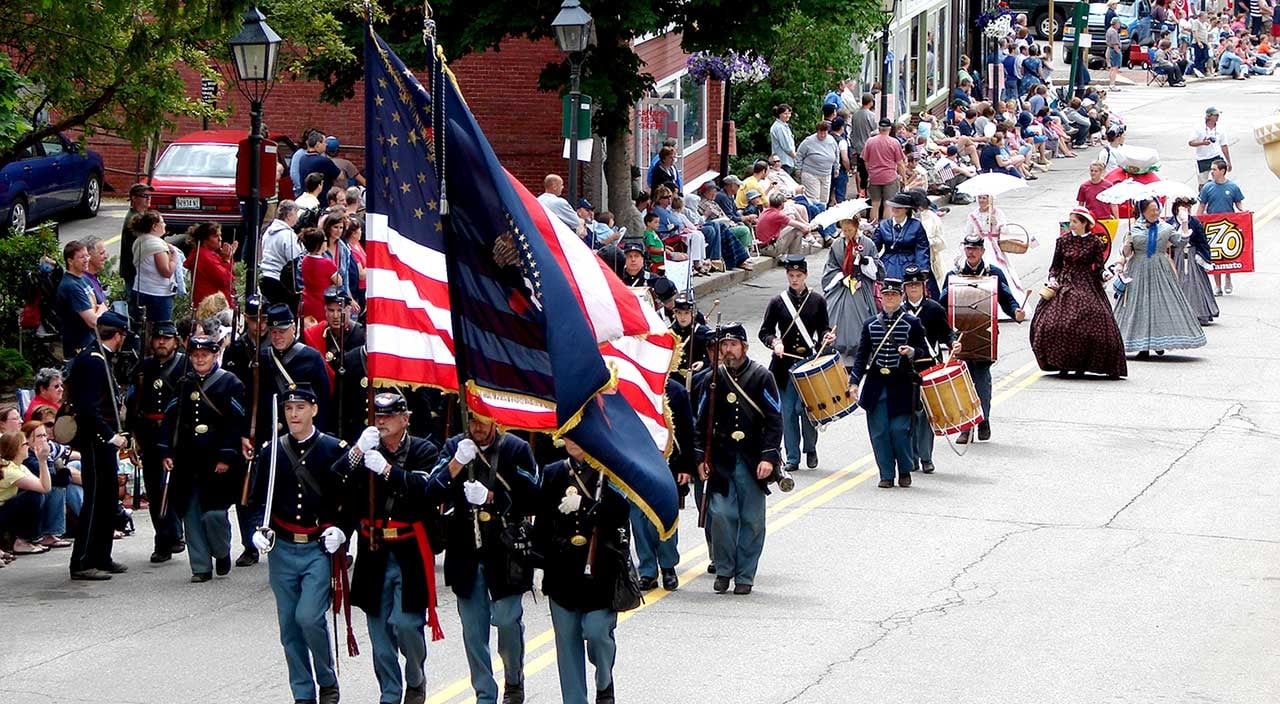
[362,27,679,536]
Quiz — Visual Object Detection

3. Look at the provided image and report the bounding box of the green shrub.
[0,347,33,390]
[0,224,58,348]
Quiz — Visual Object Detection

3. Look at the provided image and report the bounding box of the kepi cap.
[1205,107,1220,116]
[650,276,678,302]
[98,310,130,331]
[323,286,351,305]
[902,265,928,284]
[577,198,594,211]
[266,303,296,329]
[881,278,905,293]
[715,323,749,343]
[152,320,178,338]
[243,294,265,317]
[188,336,220,353]
[282,383,318,405]
[622,241,645,255]
[782,255,808,273]
[673,293,696,311]
[962,233,986,248]
[373,391,409,415]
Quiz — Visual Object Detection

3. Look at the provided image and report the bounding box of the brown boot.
[877,479,893,488]
[899,473,912,488]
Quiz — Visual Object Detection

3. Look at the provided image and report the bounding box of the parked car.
[1063,0,1152,64]
[1006,0,1080,40]
[1,133,104,233]
[147,129,293,237]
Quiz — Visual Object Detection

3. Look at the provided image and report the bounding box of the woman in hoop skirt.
[1030,208,1127,378]
[1167,197,1219,326]
[1113,199,1207,358]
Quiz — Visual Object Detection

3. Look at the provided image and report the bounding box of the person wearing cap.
[902,265,953,474]
[258,304,332,441]
[693,322,783,595]
[531,435,629,704]
[67,311,133,580]
[714,175,760,232]
[250,382,349,704]
[337,392,443,704]
[823,213,883,369]
[296,131,343,198]
[1106,17,1125,91]
[127,320,188,564]
[829,116,853,202]
[648,275,680,323]
[1029,209,1128,380]
[618,241,656,288]
[939,234,1026,444]
[425,415,540,704]
[863,118,906,222]
[670,294,710,383]
[157,336,249,583]
[1190,107,1231,186]
[325,136,365,190]
[221,294,270,566]
[120,183,154,292]
[631,372,695,594]
[873,192,931,282]
[849,278,930,488]
[303,288,366,426]
[758,256,835,472]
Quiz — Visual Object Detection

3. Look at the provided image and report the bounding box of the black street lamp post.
[880,0,899,120]
[552,0,594,207]
[229,5,281,295]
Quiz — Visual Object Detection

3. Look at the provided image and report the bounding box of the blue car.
[1,133,104,234]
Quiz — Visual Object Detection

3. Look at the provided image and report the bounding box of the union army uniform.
[258,384,349,704]
[692,323,783,594]
[669,294,710,385]
[902,265,953,474]
[224,295,267,566]
[158,336,249,581]
[127,320,186,562]
[631,376,694,592]
[337,393,443,704]
[258,304,332,439]
[850,279,930,487]
[426,430,541,704]
[302,286,366,437]
[757,256,832,471]
[222,294,265,384]
[534,458,630,704]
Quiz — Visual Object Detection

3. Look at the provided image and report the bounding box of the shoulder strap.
[279,437,325,498]
[271,348,297,390]
[719,365,765,419]
[778,290,817,350]
[195,369,229,418]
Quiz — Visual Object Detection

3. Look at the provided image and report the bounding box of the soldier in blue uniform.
[158,336,249,582]
[902,265,954,474]
[670,294,710,385]
[849,278,931,488]
[259,304,332,435]
[758,256,835,472]
[303,287,366,439]
[127,320,187,564]
[223,293,267,383]
[939,234,1025,444]
[617,242,656,288]
[225,294,268,567]
[250,384,349,704]
[693,323,783,595]
[337,392,442,704]
[426,416,540,704]
[632,376,694,592]
[534,437,629,704]
[68,311,133,581]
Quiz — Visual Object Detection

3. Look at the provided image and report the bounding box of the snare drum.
[919,360,984,436]
[790,353,857,426]
[948,275,999,362]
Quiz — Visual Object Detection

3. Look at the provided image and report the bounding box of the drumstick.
[814,324,838,358]
[704,298,722,318]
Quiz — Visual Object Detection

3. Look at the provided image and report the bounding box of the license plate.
[175,196,201,210]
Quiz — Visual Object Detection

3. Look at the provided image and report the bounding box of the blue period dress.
[1113,220,1207,354]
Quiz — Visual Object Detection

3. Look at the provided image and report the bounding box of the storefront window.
[653,73,706,156]
[927,7,949,104]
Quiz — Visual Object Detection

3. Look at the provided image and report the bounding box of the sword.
[254,395,281,553]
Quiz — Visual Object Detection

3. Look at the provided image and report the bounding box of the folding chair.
[1144,48,1167,85]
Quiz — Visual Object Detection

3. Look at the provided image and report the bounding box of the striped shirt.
[868,311,912,371]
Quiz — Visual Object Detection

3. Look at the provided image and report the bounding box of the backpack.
[295,205,322,231]
[278,254,305,295]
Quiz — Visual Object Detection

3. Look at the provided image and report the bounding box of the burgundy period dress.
[1030,232,1128,377]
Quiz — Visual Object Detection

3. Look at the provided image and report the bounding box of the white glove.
[251,530,272,552]
[558,493,583,514]
[364,450,388,475]
[453,439,479,465]
[462,480,488,506]
[356,426,381,453]
[320,526,346,554]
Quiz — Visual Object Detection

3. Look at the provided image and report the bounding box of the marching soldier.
[158,336,249,582]
[249,383,349,704]
[225,294,268,567]
[128,320,187,564]
[693,323,783,595]
[534,437,629,704]
[618,242,655,288]
[303,287,366,437]
[258,304,332,440]
[223,293,267,383]
[68,311,133,581]
[670,294,710,383]
[632,376,694,592]
[849,278,931,488]
[938,234,1025,444]
[426,416,541,704]
[758,256,835,472]
[338,393,443,704]
[649,277,679,324]
[902,265,953,474]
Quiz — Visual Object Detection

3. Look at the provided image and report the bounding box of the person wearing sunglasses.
[0,429,54,560]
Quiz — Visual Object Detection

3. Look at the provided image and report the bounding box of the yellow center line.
[1252,192,1280,223]
[428,359,1050,704]
[104,234,121,246]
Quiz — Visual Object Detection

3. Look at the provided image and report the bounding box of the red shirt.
[861,134,905,186]
[300,254,338,323]
[185,244,234,308]
[1076,178,1116,221]
[23,396,58,422]
[754,207,791,245]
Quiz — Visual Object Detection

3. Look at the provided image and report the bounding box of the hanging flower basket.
[977,7,1016,38]
[686,51,771,85]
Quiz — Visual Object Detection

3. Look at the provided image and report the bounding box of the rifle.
[160,241,202,518]
[697,314,722,529]
[240,304,264,506]
[129,308,150,510]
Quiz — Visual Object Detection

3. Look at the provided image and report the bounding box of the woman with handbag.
[962,194,1032,303]
[534,438,633,704]
[1029,209,1128,378]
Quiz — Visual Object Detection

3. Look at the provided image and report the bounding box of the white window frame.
[654,69,708,157]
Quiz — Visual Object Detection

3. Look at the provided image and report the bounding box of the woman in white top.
[130,210,179,322]
[962,194,1030,302]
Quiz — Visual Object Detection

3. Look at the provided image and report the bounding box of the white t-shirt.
[132,234,175,296]
[1192,123,1226,161]
[260,219,303,279]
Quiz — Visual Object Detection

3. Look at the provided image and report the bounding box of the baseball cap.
[1205,107,1221,116]
[129,183,154,197]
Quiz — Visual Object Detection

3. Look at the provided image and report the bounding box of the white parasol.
[810,198,871,230]
[1097,179,1158,204]
[957,172,1029,198]
[1148,180,1199,200]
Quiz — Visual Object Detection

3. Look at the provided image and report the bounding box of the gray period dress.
[1113,220,1207,353]
[822,233,884,365]
[1169,220,1220,325]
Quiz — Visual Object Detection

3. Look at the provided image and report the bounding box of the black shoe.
[215,555,231,576]
[920,460,935,474]
[977,421,991,442]
[170,541,185,555]
[191,572,212,583]
[899,473,912,488]
[713,575,731,593]
[661,568,679,591]
[234,549,258,567]
[404,684,426,704]
[637,575,659,591]
[149,550,172,564]
[104,561,128,574]
[877,479,893,488]
[501,681,524,704]
[1136,350,1150,359]
[70,568,112,581]
[733,583,753,595]
[596,683,616,704]
[956,430,971,445]
[805,451,818,469]
[706,563,716,574]
[317,684,339,704]
[783,462,799,474]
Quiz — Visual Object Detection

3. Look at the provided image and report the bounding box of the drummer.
[902,265,953,474]
[848,278,930,488]
[938,234,1025,445]
[757,256,835,473]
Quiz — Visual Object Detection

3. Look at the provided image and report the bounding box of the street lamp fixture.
[228,4,281,296]
[552,0,594,207]
[879,0,899,119]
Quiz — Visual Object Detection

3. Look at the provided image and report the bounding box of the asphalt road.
[5,78,1280,704]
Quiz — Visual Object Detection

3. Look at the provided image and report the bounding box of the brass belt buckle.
[879,367,891,375]
[194,423,209,434]
[730,430,746,441]
[291,533,309,544]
